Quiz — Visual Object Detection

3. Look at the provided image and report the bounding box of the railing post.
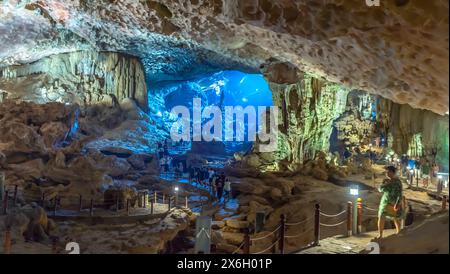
[53,195,58,217]
[314,203,320,246]
[279,214,285,254]
[442,195,448,211]
[162,194,165,204]
[40,192,45,207]
[143,191,147,208]
[52,237,59,254]
[3,226,11,254]
[3,190,8,215]
[150,200,154,215]
[13,185,18,206]
[347,201,352,237]
[168,195,171,211]
[115,196,119,212]
[126,199,130,216]
[243,228,250,254]
[90,199,94,216]
[154,191,157,204]
[357,198,363,234]
[185,196,188,208]
[78,195,82,212]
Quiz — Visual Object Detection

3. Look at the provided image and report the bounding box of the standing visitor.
[224,178,232,202]
[159,157,166,173]
[216,174,224,202]
[376,165,404,239]
[211,175,217,198]
[157,142,164,159]
[165,156,171,173]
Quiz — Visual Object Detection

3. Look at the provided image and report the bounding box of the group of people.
[157,140,170,172]
[189,167,232,203]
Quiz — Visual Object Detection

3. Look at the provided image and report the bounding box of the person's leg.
[393,218,402,234]
[377,216,385,238]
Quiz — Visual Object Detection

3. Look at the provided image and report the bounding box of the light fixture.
[174,186,179,192]
[438,175,443,180]
[350,186,359,196]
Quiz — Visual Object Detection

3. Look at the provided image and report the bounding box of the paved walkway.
[296,230,396,254]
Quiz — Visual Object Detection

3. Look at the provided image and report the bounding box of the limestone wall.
[0,51,148,112]
[249,61,349,171]
[377,98,449,171]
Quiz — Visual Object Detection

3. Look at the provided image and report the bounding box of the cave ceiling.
[0,0,448,114]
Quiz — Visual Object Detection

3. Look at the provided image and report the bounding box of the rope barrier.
[231,241,245,254]
[252,240,278,255]
[319,210,347,218]
[284,227,314,239]
[285,217,312,226]
[363,205,378,212]
[250,226,281,242]
[319,220,346,227]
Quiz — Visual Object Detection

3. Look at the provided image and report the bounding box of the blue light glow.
[149,70,273,155]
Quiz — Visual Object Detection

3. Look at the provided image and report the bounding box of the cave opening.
[147,70,273,163]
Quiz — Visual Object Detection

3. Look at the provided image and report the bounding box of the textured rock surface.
[0,51,148,111]
[247,61,349,170]
[377,97,449,169]
[0,0,448,114]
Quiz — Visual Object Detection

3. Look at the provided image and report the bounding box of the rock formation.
[0,0,448,114]
[0,51,148,111]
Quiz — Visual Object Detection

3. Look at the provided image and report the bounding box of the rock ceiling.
[0,0,448,114]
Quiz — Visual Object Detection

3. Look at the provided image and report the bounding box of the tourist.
[211,175,217,198]
[159,157,166,173]
[216,174,225,202]
[224,178,231,202]
[157,142,164,159]
[196,167,202,186]
[421,158,430,187]
[165,156,171,173]
[376,165,404,239]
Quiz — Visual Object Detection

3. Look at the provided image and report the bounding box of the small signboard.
[195,216,212,254]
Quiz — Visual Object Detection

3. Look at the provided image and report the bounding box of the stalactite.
[0,51,148,112]
[378,97,449,170]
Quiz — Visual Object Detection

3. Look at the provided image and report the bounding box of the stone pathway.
[296,230,396,254]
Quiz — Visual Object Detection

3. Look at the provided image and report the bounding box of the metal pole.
[53,196,58,217]
[279,214,285,254]
[314,203,320,246]
[13,185,18,206]
[347,201,352,237]
[126,199,130,216]
[2,190,8,215]
[41,192,45,207]
[243,228,250,254]
[168,195,171,211]
[357,198,363,234]
[3,227,11,254]
[90,199,94,216]
[150,200,154,215]
[352,197,358,235]
[78,195,82,212]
